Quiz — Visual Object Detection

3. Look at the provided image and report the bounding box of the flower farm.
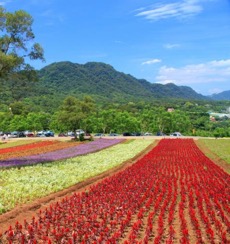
[0,138,230,243]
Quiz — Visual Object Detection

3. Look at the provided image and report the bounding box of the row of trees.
[0,96,229,137]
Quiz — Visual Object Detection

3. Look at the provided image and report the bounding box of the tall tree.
[57,96,95,138]
[0,6,44,79]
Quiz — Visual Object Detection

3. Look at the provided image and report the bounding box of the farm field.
[0,139,155,226]
[0,140,82,160]
[0,138,230,243]
[198,139,230,165]
[0,138,125,168]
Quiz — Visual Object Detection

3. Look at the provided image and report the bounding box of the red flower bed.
[0,141,80,160]
[0,141,58,154]
[1,139,230,243]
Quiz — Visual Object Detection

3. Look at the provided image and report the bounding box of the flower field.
[0,138,124,168]
[1,138,229,243]
[0,140,39,149]
[0,139,153,214]
[0,140,81,160]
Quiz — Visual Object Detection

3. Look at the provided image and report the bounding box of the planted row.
[0,140,39,149]
[0,139,154,214]
[0,141,58,154]
[0,141,81,160]
[0,138,123,168]
[2,139,229,243]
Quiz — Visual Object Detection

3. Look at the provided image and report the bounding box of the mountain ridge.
[208,90,230,100]
[37,61,208,102]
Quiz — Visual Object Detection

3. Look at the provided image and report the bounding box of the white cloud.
[142,59,162,65]
[163,43,180,49]
[156,59,230,85]
[209,59,230,67]
[136,0,203,21]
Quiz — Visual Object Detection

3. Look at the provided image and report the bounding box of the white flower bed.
[0,139,154,213]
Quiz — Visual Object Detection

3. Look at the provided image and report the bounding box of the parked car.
[44,130,54,137]
[144,132,152,136]
[58,132,67,137]
[24,131,34,137]
[94,133,105,137]
[36,131,46,137]
[156,132,166,136]
[8,131,18,138]
[123,132,141,136]
[123,132,132,136]
[76,129,85,135]
[8,131,26,138]
[170,132,182,137]
[1,132,10,137]
[18,132,26,137]
[131,132,142,136]
[67,130,85,136]
[67,131,75,136]
[27,132,35,137]
[109,133,119,136]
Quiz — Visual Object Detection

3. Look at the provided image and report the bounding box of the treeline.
[0,96,229,137]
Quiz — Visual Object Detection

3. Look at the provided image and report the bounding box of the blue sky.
[1,0,230,95]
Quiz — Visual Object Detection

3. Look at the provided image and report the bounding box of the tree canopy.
[0,6,44,79]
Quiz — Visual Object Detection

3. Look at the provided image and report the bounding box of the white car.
[76,129,85,135]
[170,132,182,136]
[144,132,152,136]
[67,130,85,136]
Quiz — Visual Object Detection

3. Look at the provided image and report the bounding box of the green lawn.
[199,138,230,164]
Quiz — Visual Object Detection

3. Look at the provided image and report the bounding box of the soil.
[1,139,229,242]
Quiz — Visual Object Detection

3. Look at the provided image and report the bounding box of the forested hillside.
[38,61,207,101]
[0,61,208,112]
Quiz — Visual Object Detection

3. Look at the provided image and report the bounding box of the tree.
[0,6,44,79]
[114,111,139,133]
[26,112,51,131]
[9,115,27,131]
[57,96,95,138]
[9,101,26,115]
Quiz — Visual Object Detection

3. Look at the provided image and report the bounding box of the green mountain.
[38,61,207,101]
[209,90,230,100]
[0,61,209,112]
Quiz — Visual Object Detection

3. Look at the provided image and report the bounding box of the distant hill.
[0,61,211,112]
[37,61,207,102]
[209,90,230,100]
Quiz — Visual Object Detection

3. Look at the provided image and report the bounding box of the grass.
[199,138,230,164]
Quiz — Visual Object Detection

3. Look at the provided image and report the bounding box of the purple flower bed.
[0,138,124,168]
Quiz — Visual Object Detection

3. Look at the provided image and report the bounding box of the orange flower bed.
[0,141,80,160]
[0,141,57,154]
